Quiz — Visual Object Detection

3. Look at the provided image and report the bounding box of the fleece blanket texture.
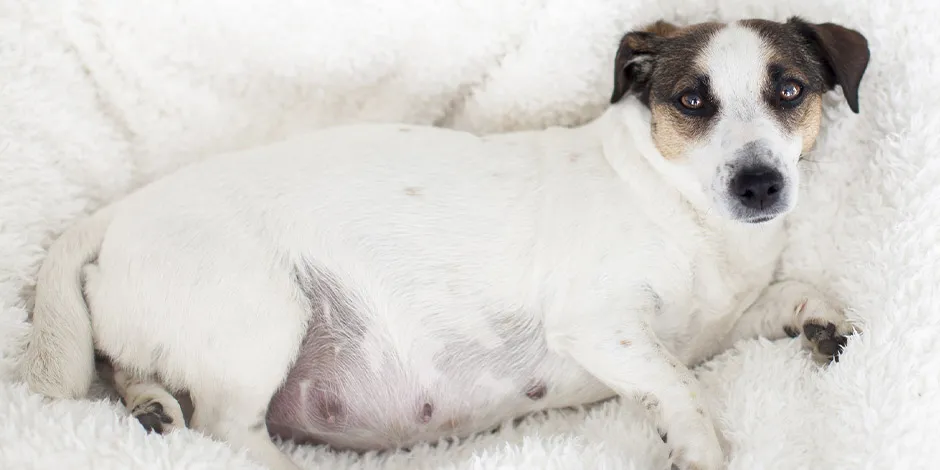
[2,0,939,469]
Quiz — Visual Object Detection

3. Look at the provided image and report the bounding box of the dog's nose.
[731,167,784,210]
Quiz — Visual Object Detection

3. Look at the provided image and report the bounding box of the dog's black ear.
[790,17,870,114]
[610,26,667,105]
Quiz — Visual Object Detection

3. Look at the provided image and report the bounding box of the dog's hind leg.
[190,389,301,470]
[113,365,186,434]
[115,365,300,470]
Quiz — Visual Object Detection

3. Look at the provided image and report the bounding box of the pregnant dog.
[24,17,869,470]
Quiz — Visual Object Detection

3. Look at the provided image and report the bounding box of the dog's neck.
[597,99,708,209]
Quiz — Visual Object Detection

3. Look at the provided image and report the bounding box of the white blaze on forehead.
[697,23,772,120]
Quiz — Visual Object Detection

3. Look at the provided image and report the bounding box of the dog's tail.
[23,203,118,399]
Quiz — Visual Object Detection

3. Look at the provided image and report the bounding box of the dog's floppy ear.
[610,22,674,105]
[790,17,870,114]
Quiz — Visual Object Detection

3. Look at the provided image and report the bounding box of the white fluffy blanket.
[2,0,939,469]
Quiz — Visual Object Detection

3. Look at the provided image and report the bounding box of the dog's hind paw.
[130,397,185,435]
[790,297,857,364]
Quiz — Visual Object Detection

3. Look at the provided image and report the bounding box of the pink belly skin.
[265,321,554,451]
[266,263,557,450]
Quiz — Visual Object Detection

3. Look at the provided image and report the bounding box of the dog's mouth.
[722,198,790,224]
[743,214,779,224]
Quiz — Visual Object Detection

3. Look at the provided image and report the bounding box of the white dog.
[24,17,869,470]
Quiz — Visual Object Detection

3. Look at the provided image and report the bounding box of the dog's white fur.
[23,24,852,470]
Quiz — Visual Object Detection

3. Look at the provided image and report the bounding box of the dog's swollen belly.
[265,315,612,451]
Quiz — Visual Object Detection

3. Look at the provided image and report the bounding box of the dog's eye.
[679,93,704,110]
[779,81,802,102]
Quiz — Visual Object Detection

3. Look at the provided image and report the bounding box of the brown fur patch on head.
[610,20,723,105]
[646,23,723,102]
[650,102,711,160]
[642,20,681,38]
[740,19,830,91]
[642,22,724,160]
[643,20,723,39]
[645,19,837,160]
[613,17,866,164]
[739,19,835,154]
[797,95,823,153]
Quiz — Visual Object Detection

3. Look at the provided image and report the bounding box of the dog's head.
[610,17,870,223]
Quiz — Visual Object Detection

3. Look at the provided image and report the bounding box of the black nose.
[731,167,784,210]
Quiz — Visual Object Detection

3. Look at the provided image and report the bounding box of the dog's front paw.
[788,297,857,364]
[129,397,185,435]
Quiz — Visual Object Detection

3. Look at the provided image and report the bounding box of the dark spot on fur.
[642,395,660,412]
[659,430,668,443]
[525,382,547,400]
[651,290,664,315]
[420,402,434,424]
[783,325,801,338]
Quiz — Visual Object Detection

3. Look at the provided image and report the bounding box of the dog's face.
[610,17,870,223]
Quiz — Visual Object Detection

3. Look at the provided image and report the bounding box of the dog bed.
[2,0,938,469]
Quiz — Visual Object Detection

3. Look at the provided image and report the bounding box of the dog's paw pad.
[801,320,850,363]
[132,400,177,434]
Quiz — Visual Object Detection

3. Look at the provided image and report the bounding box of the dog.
[23,16,869,470]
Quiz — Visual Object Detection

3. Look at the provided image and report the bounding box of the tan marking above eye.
[780,81,802,101]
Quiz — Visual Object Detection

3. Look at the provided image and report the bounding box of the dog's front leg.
[724,280,857,363]
[548,314,725,470]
